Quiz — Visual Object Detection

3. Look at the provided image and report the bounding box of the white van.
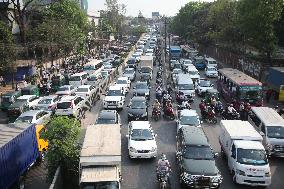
[83,59,103,75]
[219,120,271,187]
[176,74,195,102]
[204,57,218,68]
[69,72,88,87]
[249,107,284,157]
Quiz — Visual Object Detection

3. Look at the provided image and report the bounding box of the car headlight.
[267,143,273,151]
[129,147,137,153]
[145,92,149,96]
[182,172,195,181]
[128,113,133,116]
[265,171,271,177]
[150,147,156,152]
[236,169,246,176]
[212,174,223,183]
[142,112,148,117]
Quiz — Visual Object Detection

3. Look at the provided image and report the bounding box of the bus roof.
[218,68,262,86]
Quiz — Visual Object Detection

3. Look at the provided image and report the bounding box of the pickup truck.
[139,56,153,81]
[79,124,121,189]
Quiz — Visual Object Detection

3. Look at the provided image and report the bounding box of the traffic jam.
[1,26,284,189]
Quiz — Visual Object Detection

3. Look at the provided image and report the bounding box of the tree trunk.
[267,51,272,67]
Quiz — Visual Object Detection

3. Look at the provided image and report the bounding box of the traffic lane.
[120,64,180,189]
[198,70,284,189]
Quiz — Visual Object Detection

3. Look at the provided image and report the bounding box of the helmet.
[230,104,233,107]
[275,106,279,109]
[201,99,204,103]
[246,103,250,106]
[155,99,159,103]
[212,95,215,97]
[161,153,166,160]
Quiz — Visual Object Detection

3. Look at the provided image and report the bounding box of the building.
[79,0,88,12]
[152,12,160,20]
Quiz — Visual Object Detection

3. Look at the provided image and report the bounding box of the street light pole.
[164,17,167,62]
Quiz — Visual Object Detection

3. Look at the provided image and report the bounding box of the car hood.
[130,139,156,150]
[128,108,147,115]
[182,159,218,176]
[123,74,134,78]
[135,89,149,94]
[104,96,123,101]
[115,84,128,88]
[199,86,213,91]
[9,101,27,109]
[207,71,218,74]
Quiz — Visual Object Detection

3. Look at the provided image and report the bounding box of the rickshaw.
[204,89,220,103]
[51,74,66,92]
[21,85,40,97]
[0,91,21,111]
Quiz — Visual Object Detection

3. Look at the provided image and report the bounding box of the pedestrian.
[0,76,3,86]
[266,89,272,103]
[239,102,245,121]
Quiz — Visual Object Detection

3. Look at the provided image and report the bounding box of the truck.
[219,120,271,187]
[0,123,48,189]
[266,67,284,101]
[169,46,181,60]
[79,124,121,189]
[139,56,153,81]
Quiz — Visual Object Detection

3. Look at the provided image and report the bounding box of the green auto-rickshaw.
[204,88,220,103]
[0,91,21,111]
[21,85,40,97]
[51,74,66,92]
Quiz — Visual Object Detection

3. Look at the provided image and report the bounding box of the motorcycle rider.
[227,104,237,119]
[156,153,171,181]
[182,100,191,110]
[153,99,161,112]
[199,99,207,119]
[239,102,245,120]
[210,95,217,107]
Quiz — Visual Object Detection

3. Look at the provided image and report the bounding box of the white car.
[176,109,201,132]
[115,77,131,94]
[14,110,51,124]
[135,50,143,56]
[195,78,214,96]
[55,85,76,96]
[103,85,125,110]
[187,67,200,83]
[172,68,183,84]
[17,95,42,109]
[75,85,98,100]
[123,68,136,81]
[181,59,193,71]
[205,66,218,78]
[127,121,157,159]
[132,53,141,62]
[145,53,153,56]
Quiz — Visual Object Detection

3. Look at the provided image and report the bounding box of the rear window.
[57,102,72,109]
[76,88,88,92]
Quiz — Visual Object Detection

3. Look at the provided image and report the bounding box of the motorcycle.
[203,109,218,124]
[156,77,163,85]
[176,94,186,105]
[221,110,240,120]
[152,107,161,121]
[214,103,224,116]
[158,170,170,189]
[163,106,175,120]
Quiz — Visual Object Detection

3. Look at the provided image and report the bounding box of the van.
[176,126,222,188]
[83,59,103,75]
[219,120,271,186]
[204,57,218,68]
[176,74,195,101]
[249,107,284,157]
[69,72,88,87]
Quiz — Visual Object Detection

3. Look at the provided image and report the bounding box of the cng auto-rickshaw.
[0,91,21,111]
[21,85,40,97]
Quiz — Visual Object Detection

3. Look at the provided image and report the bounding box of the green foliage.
[237,0,284,58]
[45,116,81,185]
[130,25,147,36]
[0,21,16,74]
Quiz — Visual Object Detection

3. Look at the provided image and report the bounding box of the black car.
[133,81,150,100]
[96,110,120,125]
[127,96,148,121]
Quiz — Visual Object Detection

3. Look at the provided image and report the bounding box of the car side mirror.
[260,132,265,136]
[154,134,157,137]
[126,135,129,138]
[211,84,214,87]
[214,153,219,158]
[200,121,203,124]
[149,87,151,89]
[133,87,136,89]
[176,151,182,157]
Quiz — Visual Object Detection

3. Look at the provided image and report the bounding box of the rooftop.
[181,127,209,146]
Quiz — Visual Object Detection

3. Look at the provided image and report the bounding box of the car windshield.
[69,76,81,81]
[107,90,122,96]
[124,70,134,74]
[183,145,214,160]
[200,80,211,87]
[38,99,52,104]
[180,115,199,126]
[131,129,153,141]
[88,76,98,81]
[173,69,182,74]
[131,100,146,109]
[76,88,88,92]
[141,67,151,73]
[57,102,71,109]
[58,87,69,91]
[82,181,119,189]
[237,149,267,165]
[15,116,33,123]
[178,84,194,90]
[136,83,148,89]
[188,71,199,75]
[267,126,284,139]
[117,80,127,84]
[96,117,116,124]
[15,99,28,103]
[207,67,217,72]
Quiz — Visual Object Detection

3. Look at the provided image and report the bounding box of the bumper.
[129,150,157,159]
[235,174,271,186]
[207,74,218,78]
[181,177,220,188]
[103,103,124,109]
[128,115,148,121]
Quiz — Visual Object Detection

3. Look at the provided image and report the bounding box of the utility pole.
[164,17,167,62]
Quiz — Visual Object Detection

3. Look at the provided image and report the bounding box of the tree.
[237,0,284,63]
[0,21,16,76]
[45,116,81,187]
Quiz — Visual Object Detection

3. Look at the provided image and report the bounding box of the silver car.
[34,95,61,112]
[14,110,51,124]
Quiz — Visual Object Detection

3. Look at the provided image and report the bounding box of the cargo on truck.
[79,124,121,189]
[266,67,284,101]
[139,56,153,81]
[0,123,48,189]
[219,120,271,187]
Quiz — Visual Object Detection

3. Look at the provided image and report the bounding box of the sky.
[88,0,212,18]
